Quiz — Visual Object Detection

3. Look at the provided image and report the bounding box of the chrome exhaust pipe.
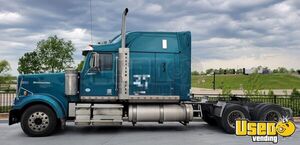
[121,8,129,48]
[118,8,130,100]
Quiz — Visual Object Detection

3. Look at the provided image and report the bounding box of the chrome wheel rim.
[28,112,49,132]
[227,110,245,128]
[264,111,281,122]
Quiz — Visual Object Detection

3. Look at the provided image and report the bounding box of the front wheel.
[21,105,57,137]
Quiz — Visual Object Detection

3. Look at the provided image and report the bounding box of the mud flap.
[213,101,227,117]
[9,110,19,125]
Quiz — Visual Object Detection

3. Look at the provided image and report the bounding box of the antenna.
[89,0,93,44]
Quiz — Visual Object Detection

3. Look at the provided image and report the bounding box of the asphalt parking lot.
[0,122,299,145]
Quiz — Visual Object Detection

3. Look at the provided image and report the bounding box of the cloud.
[0,11,24,24]
[53,28,89,44]
[143,4,162,14]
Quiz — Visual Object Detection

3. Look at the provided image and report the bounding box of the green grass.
[192,73,300,90]
[0,106,12,113]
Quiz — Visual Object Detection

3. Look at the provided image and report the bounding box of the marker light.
[23,91,28,96]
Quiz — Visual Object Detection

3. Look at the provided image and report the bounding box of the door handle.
[87,72,96,75]
[115,56,118,91]
[162,63,166,72]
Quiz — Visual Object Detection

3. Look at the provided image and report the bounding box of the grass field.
[192,73,300,90]
[0,106,11,113]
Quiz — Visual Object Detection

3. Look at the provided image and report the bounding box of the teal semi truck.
[9,8,292,137]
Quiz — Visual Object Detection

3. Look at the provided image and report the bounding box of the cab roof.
[83,31,191,54]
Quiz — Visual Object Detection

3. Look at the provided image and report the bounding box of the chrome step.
[193,117,203,121]
[92,104,123,109]
[74,103,123,126]
[193,104,203,121]
[75,104,91,125]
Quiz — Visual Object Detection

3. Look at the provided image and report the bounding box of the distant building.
[244,68,255,75]
[244,67,270,75]
[262,68,270,74]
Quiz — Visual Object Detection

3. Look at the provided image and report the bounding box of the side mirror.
[90,53,100,69]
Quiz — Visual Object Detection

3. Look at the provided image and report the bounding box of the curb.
[294,117,300,123]
[0,113,8,120]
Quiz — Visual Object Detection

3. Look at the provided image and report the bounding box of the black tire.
[252,103,268,120]
[220,104,250,134]
[202,112,217,126]
[21,105,57,137]
[256,104,286,121]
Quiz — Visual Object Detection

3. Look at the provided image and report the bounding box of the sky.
[0,0,300,75]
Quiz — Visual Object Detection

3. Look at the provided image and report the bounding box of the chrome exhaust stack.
[118,8,130,100]
[121,8,129,48]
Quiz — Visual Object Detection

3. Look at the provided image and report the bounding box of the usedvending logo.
[235,118,296,144]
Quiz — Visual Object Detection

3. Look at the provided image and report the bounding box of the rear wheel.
[21,105,57,137]
[252,103,268,120]
[257,104,286,122]
[219,104,250,134]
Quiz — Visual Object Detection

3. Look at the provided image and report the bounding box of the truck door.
[130,53,156,95]
[155,53,175,95]
[80,52,117,98]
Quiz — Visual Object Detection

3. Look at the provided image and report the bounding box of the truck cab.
[10,29,194,137]
[78,31,191,102]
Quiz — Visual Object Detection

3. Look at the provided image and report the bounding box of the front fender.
[13,94,66,119]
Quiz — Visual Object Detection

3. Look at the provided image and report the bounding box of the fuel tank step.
[74,103,123,126]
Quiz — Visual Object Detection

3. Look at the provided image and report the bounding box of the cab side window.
[99,53,113,71]
[89,53,113,71]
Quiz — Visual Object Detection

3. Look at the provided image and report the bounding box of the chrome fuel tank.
[128,104,193,123]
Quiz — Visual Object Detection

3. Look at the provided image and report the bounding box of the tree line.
[192,66,300,75]
[18,35,75,74]
[0,35,77,92]
[0,60,13,91]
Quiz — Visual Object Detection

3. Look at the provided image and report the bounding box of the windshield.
[110,34,121,43]
[110,32,130,43]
